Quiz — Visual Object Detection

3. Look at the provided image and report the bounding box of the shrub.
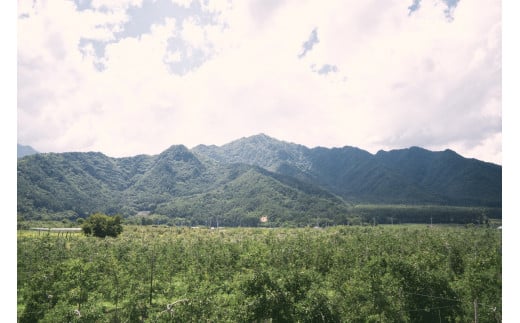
[81,213,123,238]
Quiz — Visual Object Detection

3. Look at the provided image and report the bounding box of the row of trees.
[17,225,501,322]
[18,202,502,228]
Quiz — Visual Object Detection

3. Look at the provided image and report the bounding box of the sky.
[17,0,502,164]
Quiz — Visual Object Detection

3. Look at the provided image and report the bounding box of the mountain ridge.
[17,134,501,225]
[192,134,501,207]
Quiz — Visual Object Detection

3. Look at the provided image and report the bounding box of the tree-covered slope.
[17,152,129,217]
[154,165,351,227]
[374,147,502,206]
[17,145,352,225]
[193,133,312,174]
[194,134,501,206]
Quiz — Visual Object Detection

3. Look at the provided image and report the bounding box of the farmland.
[17,224,501,322]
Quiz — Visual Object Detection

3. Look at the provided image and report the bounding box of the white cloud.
[17,0,502,164]
[181,17,207,48]
[164,50,182,63]
[170,0,193,9]
[90,0,143,10]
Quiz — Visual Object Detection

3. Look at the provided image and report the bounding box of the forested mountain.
[17,143,351,225]
[193,134,502,206]
[17,134,501,225]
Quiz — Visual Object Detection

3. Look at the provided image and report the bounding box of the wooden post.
[474,299,478,323]
[149,244,156,306]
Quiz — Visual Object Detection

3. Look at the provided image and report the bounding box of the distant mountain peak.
[17,144,39,158]
[233,133,281,145]
[161,144,190,153]
[158,144,198,162]
[250,133,271,139]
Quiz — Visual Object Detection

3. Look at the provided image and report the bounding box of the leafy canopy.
[81,213,123,238]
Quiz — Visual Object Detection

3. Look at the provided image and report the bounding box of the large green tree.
[81,213,123,238]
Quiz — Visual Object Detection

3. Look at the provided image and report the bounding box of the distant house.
[136,211,151,216]
[260,216,268,223]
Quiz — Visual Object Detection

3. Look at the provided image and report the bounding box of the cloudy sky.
[17,0,502,164]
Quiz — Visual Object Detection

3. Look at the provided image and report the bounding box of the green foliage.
[18,225,501,321]
[81,213,123,238]
[352,204,501,225]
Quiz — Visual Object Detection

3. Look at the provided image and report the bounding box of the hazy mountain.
[17,134,501,225]
[17,144,39,158]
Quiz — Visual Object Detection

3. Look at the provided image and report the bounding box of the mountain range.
[17,134,501,226]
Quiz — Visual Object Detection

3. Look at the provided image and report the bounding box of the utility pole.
[474,299,478,323]
[149,244,156,306]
